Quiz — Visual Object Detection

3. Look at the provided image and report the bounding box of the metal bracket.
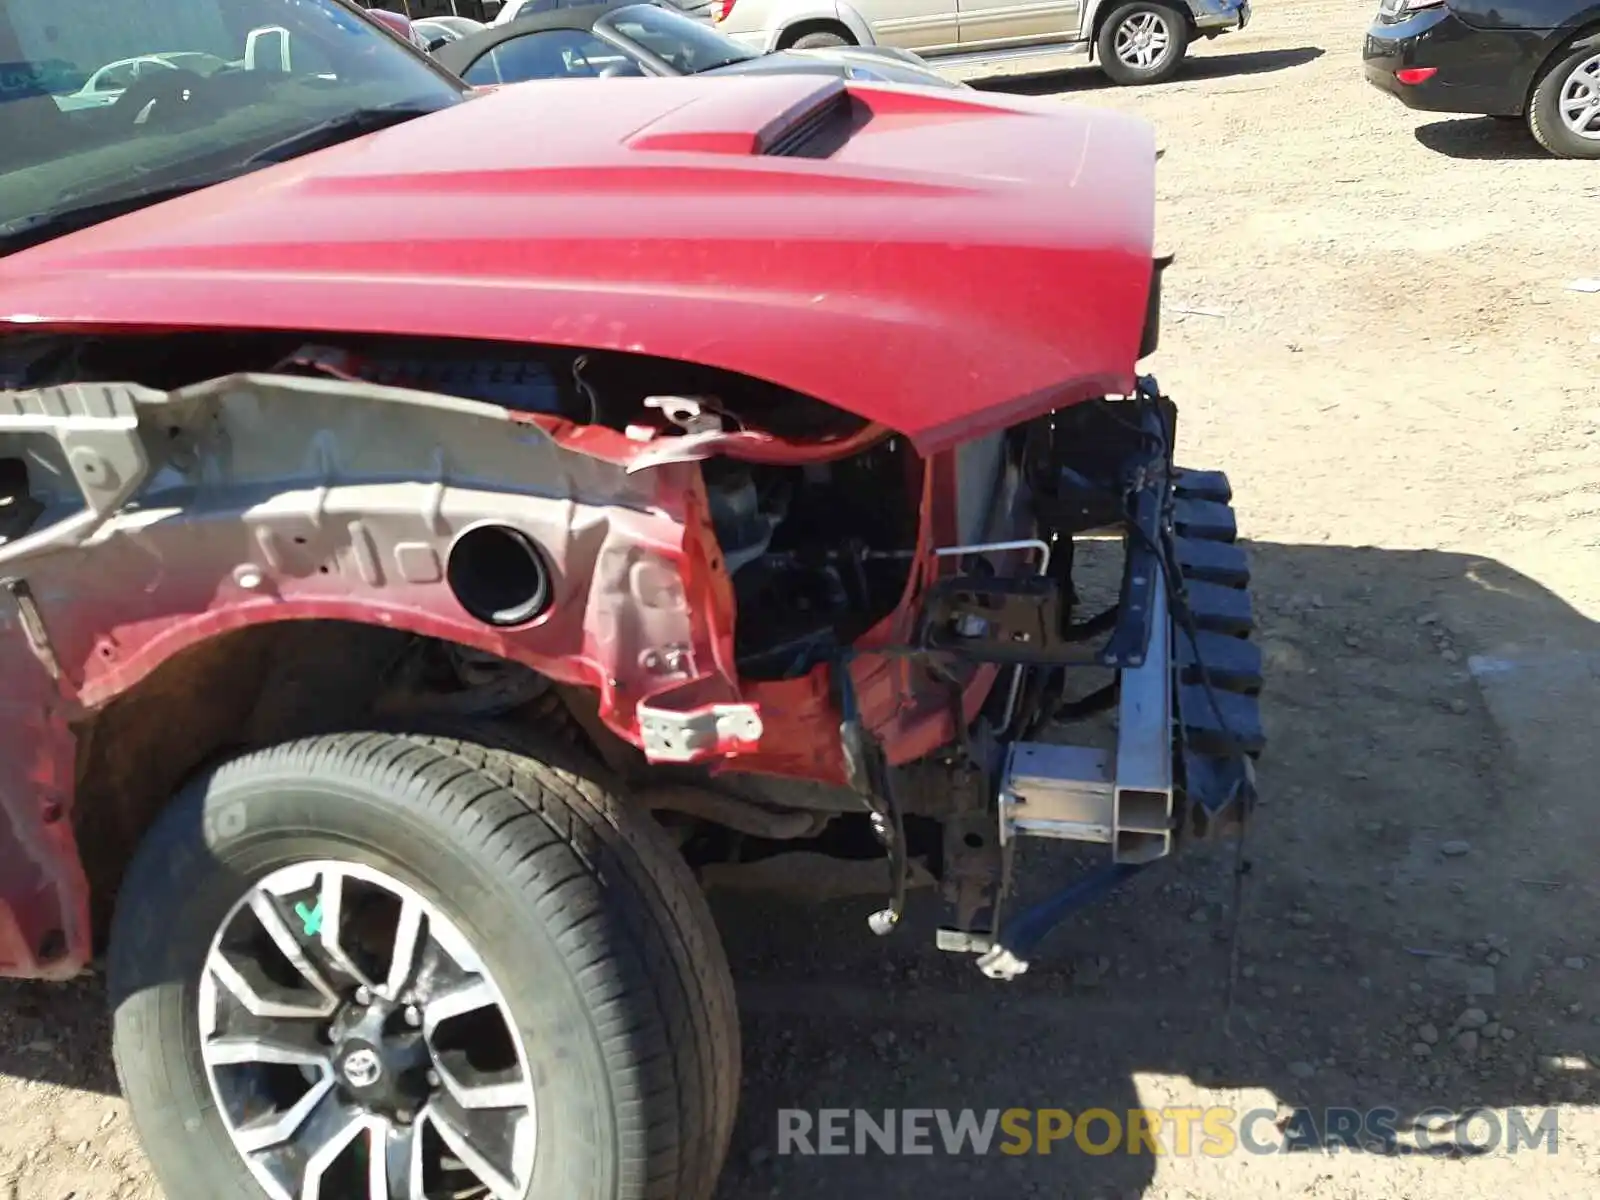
[918,575,1078,665]
[643,395,725,436]
[993,560,1174,863]
[636,691,763,764]
[934,928,994,954]
[1000,744,1115,844]
[975,945,1030,981]
[0,383,155,569]
[924,538,1051,736]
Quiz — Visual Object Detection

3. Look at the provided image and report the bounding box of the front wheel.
[1097,2,1191,87]
[108,731,739,1200]
[1527,43,1600,158]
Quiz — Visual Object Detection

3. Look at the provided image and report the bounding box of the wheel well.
[69,619,608,950]
[1525,22,1600,110]
[1091,0,1196,49]
[66,617,903,948]
[776,18,856,49]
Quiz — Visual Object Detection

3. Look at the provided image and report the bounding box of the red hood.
[0,76,1156,453]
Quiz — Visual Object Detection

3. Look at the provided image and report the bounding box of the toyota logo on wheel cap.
[340,1047,384,1088]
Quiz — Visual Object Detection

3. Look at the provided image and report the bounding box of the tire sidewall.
[1098,2,1189,86]
[789,30,849,49]
[110,761,618,1200]
[1530,44,1600,159]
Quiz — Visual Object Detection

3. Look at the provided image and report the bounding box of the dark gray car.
[433,0,964,88]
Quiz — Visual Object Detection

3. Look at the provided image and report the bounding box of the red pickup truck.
[0,1,1262,1196]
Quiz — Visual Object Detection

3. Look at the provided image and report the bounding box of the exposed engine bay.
[0,328,872,436]
[2,322,1263,987]
[0,328,919,683]
[703,451,917,679]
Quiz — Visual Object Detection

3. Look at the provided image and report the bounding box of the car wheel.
[108,730,739,1200]
[1528,43,1600,158]
[1097,2,1191,87]
[789,30,851,49]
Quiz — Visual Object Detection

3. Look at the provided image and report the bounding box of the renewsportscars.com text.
[776,1107,1561,1157]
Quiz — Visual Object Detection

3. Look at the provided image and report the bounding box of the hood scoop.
[625,76,859,157]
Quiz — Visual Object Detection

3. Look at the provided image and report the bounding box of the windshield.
[1,0,465,251]
[596,4,757,75]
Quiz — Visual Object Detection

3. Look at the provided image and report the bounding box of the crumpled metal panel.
[0,371,748,977]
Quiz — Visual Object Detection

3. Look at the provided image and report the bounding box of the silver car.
[712,0,1249,85]
[51,51,229,112]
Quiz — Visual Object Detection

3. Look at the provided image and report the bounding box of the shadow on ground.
[975,46,1325,97]
[2,543,1597,1199]
[708,543,1600,1198]
[1413,117,1552,161]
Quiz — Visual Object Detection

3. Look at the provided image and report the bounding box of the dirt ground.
[5,2,1600,1197]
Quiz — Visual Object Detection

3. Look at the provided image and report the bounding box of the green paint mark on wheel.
[294,899,323,938]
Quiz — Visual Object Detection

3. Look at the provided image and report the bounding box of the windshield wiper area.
[0,175,250,257]
[0,104,444,258]
[241,104,440,166]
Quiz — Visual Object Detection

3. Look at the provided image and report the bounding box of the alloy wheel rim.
[1558,54,1600,141]
[198,860,536,1200]
[1115,12,1171,70]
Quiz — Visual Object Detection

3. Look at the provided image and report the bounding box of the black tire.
[1527,41,1600,159]
[1097,2,1191,87]
[399,726,741,1200]
[108,731,740,1200]
[788,29,851,49]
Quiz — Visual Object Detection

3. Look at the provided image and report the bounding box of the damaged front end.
[902,378,1265,980]
[0,319,1259,982]
[674,366,1264,980]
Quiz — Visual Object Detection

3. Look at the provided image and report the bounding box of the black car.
[1364,0,1600,157]
[433,0,960,87]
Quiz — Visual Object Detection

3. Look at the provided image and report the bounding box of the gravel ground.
[6,4,1600,1198]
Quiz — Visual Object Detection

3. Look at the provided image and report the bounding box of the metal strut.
[923,379,1266,977]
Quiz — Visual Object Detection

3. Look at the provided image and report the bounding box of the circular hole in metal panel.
[446,525,552,628]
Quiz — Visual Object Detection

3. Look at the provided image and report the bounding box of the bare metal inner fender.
[0,372,747,746]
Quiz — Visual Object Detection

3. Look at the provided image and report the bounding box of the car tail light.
[1395,67,1438,84]
[716,0,737,19]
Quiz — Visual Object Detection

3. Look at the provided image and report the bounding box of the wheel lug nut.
[354,986,373,1006]
[426,1069,441,1088]
[404,1005,422,1028]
